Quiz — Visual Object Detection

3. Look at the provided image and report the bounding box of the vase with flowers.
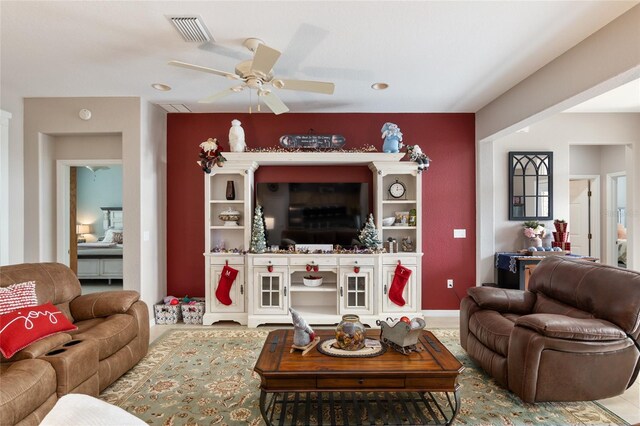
[523,220,545,248]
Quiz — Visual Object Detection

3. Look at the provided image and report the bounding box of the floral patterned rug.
[99,328,627,425]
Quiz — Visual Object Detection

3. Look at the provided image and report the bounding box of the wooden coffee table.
[254,329,464,425]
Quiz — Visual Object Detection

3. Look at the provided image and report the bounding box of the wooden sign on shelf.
[279,134,346,149]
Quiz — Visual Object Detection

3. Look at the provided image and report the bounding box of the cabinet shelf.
[383,226,416,230]
[290,305,338,317]
[211,225,245,230]
[382,200,417,204]
[290,283,337,293]
[210,200,244,204]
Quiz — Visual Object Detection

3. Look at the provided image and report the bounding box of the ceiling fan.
[169,38,335,115]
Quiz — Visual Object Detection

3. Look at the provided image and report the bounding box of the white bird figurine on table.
[228,119,246,152]
[290,308,316,346]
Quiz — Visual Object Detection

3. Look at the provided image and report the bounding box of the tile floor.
[148,316,640,424]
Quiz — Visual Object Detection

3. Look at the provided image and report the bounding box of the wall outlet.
[447,279,454,288]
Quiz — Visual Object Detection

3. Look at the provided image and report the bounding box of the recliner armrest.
[515,314,627,341]
[1,333,72,362]
[70,291,140,321]
[467,287,535,314]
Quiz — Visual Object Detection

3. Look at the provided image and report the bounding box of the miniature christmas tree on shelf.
[250,205,267,253]
[358,214,381,249]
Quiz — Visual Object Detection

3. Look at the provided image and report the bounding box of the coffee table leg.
[259,390,274,426]
[446,390,461,425]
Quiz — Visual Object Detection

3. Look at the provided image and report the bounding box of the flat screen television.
[256,182,369,248]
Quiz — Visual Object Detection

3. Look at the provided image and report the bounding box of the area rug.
[99,328,628,425]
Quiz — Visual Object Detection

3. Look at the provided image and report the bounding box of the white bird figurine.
[290,308,316,346]
[228,119,246,152]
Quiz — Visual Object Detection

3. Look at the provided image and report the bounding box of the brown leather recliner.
[460,256,640,402]
[0,263,149,425]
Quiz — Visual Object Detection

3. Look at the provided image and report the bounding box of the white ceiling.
[1,1,638,114]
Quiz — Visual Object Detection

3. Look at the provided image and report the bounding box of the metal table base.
[259,390,460,425]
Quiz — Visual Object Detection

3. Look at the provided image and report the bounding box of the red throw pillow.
[0,302,77,358]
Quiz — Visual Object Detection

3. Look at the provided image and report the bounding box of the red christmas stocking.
[389,264,412,306]
[215,265,238,306]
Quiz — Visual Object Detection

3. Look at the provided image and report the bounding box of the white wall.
[478,113,639,283]
[22,98,167,317]
[139,100,167,311]
[569,145,601,176]
[1,93,24,265]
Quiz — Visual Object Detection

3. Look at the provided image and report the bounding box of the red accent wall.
[167,113,475,310]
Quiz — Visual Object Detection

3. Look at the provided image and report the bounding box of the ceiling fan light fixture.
[242,37,265,53]
[272,79,285,89]
[371,82,389,90]
[231,86,245,93]
[151,83,172,91]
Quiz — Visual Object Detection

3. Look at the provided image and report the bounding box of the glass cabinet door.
[254,271,288,315]
[339,268,373,314]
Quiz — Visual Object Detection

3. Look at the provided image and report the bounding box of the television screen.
[256,182,369,248]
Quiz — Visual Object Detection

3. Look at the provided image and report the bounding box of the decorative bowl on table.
[382,217,396,227]
[303,276,323,287]
[218,207,241,226]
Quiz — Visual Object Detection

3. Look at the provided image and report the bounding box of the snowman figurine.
[228,119,246,152]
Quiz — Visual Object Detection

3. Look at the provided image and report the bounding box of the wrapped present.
[181,301,205,325]
[154,303,182,325]
[553,231,569,242]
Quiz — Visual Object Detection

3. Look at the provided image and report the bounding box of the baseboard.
[422,310,460,317]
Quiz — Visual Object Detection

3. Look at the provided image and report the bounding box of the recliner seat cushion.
[71,314,136,361]
[468,310,515,356]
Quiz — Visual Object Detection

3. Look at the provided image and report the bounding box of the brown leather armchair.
[460,256,640,402]
[0,263,149,425]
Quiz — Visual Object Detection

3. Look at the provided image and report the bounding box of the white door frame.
[569,175,600,260]
[56,159,122,266]
[606,172,626,267]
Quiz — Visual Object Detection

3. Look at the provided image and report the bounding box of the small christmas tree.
[358,214,381,249]
[250,205,267,253]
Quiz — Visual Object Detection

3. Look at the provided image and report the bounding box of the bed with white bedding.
[77,208,123,283]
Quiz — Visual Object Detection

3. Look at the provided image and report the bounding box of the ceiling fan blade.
[250,44,281,77]
[278,79,335,95]
[198,87,241,103]
[260,92,289,115]
[168,60,241,80]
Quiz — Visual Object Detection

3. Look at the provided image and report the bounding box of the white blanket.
[40,394,145,425]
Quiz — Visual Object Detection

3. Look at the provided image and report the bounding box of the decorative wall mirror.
[509,152,553,220]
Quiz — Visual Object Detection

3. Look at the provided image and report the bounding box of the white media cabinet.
[203,152,423,327]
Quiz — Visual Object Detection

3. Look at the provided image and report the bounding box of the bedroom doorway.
[57,159,123,293]
[609,173,627,268]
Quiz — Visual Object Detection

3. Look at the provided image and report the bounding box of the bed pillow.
[103,228,123,243]
[0,281,38,315]
[0,302,77,358]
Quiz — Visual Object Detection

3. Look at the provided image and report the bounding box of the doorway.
[608,173,627,268]
[568,177,600,258]
[57,160,123,293]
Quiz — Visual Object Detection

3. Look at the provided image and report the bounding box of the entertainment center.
[203,152,423,327]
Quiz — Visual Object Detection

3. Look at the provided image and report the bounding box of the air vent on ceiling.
[167,15,212,42]
[158,104,192,113]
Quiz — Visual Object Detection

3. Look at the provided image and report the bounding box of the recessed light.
[152,83,172,91]
[371,82,389,90]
